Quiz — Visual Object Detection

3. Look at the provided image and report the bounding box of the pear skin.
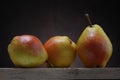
[77,24,113,68]
[8,35,48,68]
[44,36,77,68]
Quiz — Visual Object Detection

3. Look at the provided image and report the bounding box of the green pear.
[44,36,77,68]
[8,35,48,68]
[77,24,113,68]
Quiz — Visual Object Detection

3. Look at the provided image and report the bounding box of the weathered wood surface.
[0,68,120,80]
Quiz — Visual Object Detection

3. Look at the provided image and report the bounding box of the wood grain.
[0,68,120,80]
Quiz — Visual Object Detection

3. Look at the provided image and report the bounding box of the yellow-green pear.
[8,35,48,68]
[77,24,113,68]
[44,36,77,68]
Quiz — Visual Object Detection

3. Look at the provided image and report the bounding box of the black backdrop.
[1,0,120,67]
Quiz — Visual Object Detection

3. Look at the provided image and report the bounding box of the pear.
[44,36,77,68]
[8,35,48,68]
[77,14,113,68]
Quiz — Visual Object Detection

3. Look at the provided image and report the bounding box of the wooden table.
[0,68,120,80]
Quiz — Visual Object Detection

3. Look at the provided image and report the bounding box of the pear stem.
[85,13,92,27]
[46,60,54,68]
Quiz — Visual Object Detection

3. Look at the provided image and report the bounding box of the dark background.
[1,0,120,67]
